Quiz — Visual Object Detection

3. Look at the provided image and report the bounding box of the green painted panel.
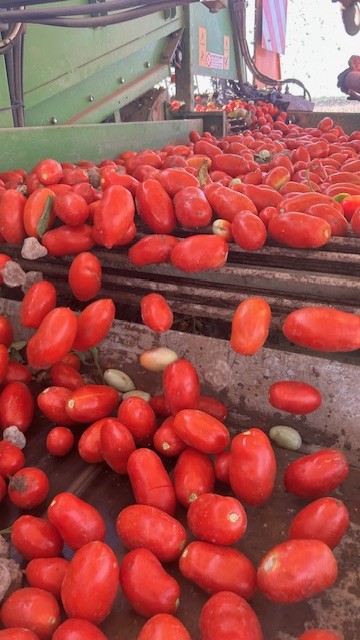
[0,120,203,171]
[0,3,184,127]
[24,39,170,126]
[188,3,239,79]
[23,9,184,108]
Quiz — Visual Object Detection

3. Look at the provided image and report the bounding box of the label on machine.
[198,27,230,70]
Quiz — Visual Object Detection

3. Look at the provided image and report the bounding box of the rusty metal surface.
[0,438,358,640]
[0,310,358,639]
[1,236,360,318]
[287,111,360,136]
[0,299,358,638]
[1,298,359,467]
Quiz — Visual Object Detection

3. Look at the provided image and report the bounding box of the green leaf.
[36,195,54,238]
[333,193,350,203]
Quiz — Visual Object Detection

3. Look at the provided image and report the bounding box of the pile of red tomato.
[170,97,285,130]
[0,112,358,640]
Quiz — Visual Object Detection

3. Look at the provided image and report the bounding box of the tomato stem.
[0,527,12,535]
[305,168,315,192]
[90,347,104,383]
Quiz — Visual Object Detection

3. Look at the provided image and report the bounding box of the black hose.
[1,1,197,27]
[0,0,172,21]
[4,46,18,125]
[13,29,25,126]
[0,21,23,53]
[3,27,25,126]
[231,0,311,101]
[0,0,157,7]
[0,0,73,6]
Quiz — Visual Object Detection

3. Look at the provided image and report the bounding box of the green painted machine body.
[0,120,203,172]
[0,2,242,128]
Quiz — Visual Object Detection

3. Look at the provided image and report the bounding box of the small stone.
[21,237,48,260]
[0,558,23,603]
[2,426,27,449]
[87,167,101,189]
[1,262,26,287]
[22,270,43,293]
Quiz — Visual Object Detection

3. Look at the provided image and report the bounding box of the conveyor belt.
[1,234,359,364]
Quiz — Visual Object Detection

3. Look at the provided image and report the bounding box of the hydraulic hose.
[0,0,198,25]
[230,0,311,101]
[0,20,22,53]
